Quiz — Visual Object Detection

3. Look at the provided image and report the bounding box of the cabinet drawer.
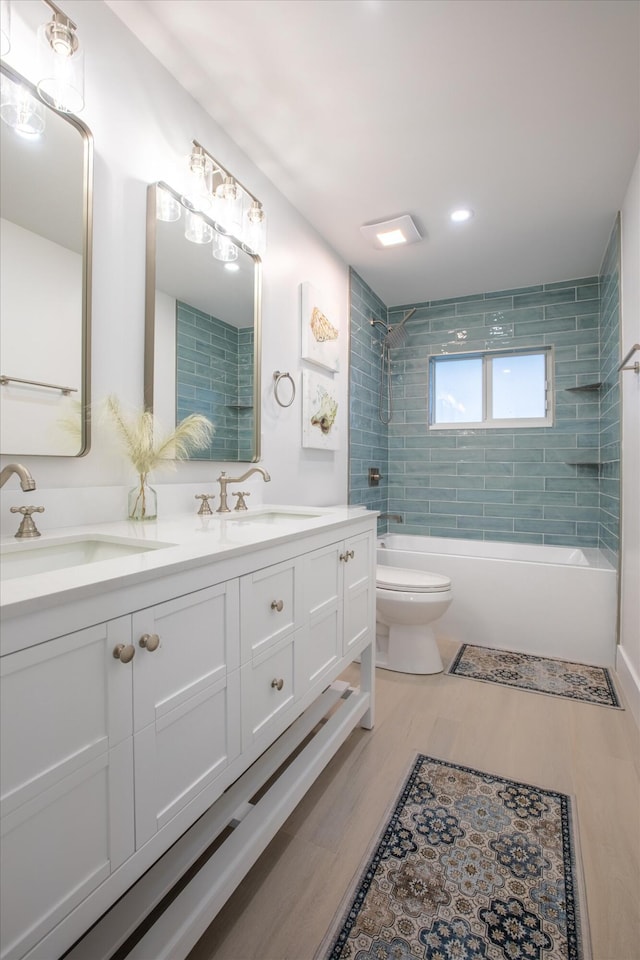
[241,636,295,747]
[240,559,299,660]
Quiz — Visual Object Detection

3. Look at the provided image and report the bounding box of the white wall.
[0,0,350,532]
[617,150,640,725]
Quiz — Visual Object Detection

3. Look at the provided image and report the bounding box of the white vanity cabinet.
[0,511,376,960]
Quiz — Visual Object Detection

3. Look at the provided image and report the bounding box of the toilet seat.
[376,565,451,594]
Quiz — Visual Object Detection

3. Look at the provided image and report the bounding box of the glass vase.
[128,476,157,521]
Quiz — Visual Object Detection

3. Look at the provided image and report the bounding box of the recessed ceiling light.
[450,208,474,223]
[360,214,422,250]
[224,262,240,272]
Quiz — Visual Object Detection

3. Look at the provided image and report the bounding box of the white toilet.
[375,565,452,674]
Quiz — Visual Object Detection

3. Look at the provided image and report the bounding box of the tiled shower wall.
[176,301,254,461]
[349,257,621,549]
[598,216,621,557]
[349,269,389,517]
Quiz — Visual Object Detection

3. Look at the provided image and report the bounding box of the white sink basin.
[223,510,323,523]
[0,535,174,580]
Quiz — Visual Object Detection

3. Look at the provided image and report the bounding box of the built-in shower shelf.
[225,404,253,410]
[564,382,602,392]
[566,461,601,467]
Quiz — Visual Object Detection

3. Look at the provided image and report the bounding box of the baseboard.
[615,644,640,729]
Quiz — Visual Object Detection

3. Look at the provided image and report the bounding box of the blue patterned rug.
[317,755,590,960]
[447,644,622,709]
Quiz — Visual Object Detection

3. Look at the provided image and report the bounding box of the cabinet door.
[299,542,342,693]
[240,558,299,661]
[132,582,241,848]
[241,634,296,749]
[343,531,374,656]
[0,620,134,960]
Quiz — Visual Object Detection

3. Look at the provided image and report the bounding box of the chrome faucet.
[216,467,271,513]
[379,513,403,523]
[0,463,36,491]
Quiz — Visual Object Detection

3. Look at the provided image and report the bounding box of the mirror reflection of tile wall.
[176,301,254,461]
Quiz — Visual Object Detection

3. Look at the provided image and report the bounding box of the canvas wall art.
[302,369,339,450]
[300,281,339,372]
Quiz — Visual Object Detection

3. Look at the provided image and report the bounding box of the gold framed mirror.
[0,61,93,457]
[144,181,262,462]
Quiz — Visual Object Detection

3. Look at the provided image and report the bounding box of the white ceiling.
[107,0,640,306]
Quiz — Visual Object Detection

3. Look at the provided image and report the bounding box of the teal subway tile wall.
[598,216,621,558]
[349,233,621,548]
[176,301,254,461]
[349,268,389,527]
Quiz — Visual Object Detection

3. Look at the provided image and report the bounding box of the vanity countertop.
[0,504,376,619]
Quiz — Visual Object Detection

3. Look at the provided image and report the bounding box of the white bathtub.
[377,534,617,666]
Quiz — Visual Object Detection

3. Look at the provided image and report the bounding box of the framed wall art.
[300,281,339,372]
[302,369,339,450]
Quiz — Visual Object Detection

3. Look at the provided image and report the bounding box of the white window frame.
[428,346,554,430]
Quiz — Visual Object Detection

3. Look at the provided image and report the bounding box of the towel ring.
[273,370,296,408]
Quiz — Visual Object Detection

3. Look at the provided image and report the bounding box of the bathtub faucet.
[379,513,403,523]
[216,467,271,513]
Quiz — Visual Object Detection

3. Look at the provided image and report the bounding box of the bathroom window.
[429,347,553,429]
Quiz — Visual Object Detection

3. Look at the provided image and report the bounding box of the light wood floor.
[187,639,640,960]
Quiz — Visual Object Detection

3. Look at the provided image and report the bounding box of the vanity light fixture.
[0,0,11,56]
[186,143,213,212]
[183,140,267,256]
[37,0,84,114]
[246,199,266,256]
[360,214,422,250]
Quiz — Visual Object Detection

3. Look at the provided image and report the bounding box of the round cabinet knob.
[348,549,355,560]
[113,643,135,663]
[270,599,284,612]
[139,633,160,652]
[271,678,284,691]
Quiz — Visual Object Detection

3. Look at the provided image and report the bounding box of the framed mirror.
[0,62,93,457]
[145,181,262,462]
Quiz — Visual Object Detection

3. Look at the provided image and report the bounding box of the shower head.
[384,323,408,348]
[383,308,417,348]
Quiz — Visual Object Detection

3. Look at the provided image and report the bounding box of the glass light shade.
[0,76,46,137]
[246,201,266,255]
[186,148,213,212]
[37,16,84,114]
[212,233,238,262]
[213,176,242,234]
[156,185,181,222]
[185,209,213,244]
[0,0,11,57]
